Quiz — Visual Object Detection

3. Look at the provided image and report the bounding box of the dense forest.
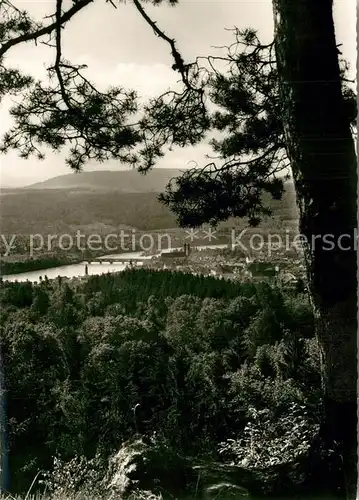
[0,269,329,497]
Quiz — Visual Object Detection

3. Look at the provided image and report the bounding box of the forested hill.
[0,180,297,236]
[23,168,183,192]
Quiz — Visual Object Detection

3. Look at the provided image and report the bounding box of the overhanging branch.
[0,0,93,58]
[53,0,72,109]
[133,0,202,93]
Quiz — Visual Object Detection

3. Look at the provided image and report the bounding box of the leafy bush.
[218,403,320,469]
[41,454,106,496]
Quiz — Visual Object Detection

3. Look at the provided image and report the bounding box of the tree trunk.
[272,0,357,497]
[0,348,9,492]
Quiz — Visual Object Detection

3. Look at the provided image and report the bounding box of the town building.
[160,243,191,260]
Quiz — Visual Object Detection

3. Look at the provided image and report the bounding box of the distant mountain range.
[24,169,184,193]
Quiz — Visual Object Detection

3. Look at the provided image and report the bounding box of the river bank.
[0,255,76,276]
[0,244,232,282]
[0,245,147,278]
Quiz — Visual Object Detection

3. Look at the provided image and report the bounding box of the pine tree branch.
[184,144,282,181]
[132,0,202,94]
[53,0,72,110]
[0,0,93,58]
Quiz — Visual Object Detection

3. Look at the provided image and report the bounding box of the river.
[2,244,229,282]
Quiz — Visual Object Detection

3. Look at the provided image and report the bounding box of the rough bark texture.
[272,0,357,497]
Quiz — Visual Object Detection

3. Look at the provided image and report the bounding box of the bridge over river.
[84,257,144,264]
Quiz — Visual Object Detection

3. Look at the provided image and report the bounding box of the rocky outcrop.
[105,437,195,497]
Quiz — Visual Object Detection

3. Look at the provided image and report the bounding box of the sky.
[0,0,356,187]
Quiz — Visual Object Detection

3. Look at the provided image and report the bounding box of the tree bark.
[0,347,9,493]
[272,0,357,497]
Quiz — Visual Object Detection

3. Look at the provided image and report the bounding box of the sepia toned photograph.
[0,0,357,499]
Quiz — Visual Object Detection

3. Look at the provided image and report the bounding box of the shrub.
[217,402,320,493]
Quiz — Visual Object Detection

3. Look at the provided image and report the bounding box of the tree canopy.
[0,270,321,494]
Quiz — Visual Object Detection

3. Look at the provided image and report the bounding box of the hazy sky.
[0,0,356,187]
